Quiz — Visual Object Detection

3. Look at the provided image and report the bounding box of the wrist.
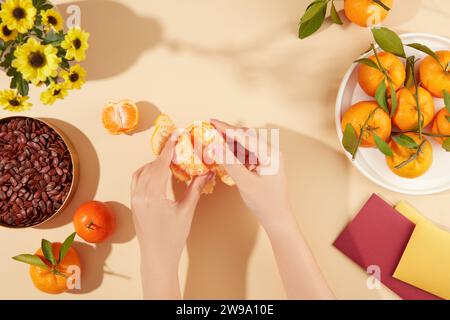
[140,246,181,274]
[261,209,300,239]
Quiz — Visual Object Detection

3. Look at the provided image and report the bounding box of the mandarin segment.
[341,101,392,148]
[151,116,235,193]
[419,50,450,98]
[151,114,177,155]
[358,52,405,97]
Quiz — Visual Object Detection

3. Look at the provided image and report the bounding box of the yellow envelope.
[394,202,450,300]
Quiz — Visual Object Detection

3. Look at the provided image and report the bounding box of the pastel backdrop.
[0,0,449,299]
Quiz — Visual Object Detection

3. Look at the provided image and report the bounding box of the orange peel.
[151,115,235,194]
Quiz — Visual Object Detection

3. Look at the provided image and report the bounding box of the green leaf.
[406,43,442,67]
[372,27,406,58]
[342,123,359,159]
[389,81,397,117]
[393,134,419,149]
[355,58,380,70]
[43,31,65,45]
[13,254,49,270]
[59,232,76,263]
[0,40,5,51]
[298,4,327,39]
[301,0,327,23]
[16,73,29,97]
[41,239,56,266]
[330,1,343,25]
[443,139,450,152]
[374,133,393,156]
[60,58,70,70]
[375,81,389,114]
[444,90,450,113]
[40,3,53,10]
[404,56,416,88]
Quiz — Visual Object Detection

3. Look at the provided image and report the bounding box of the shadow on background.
[132,101,161,135]
[384,0,423,27]
[106,201,136,244]
[59,0,164,80]
[173,179,259,299]
[69,241,111,294]
[34,118,100,229]
[273,125,385,299]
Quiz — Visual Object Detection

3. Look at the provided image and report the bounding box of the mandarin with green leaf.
[341,101,391,148]
[386,133,433,179]
[358,52,405,97]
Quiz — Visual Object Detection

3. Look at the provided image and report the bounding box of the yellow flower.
[61,28,89,62]
[0,89,31,112]
[0,22,18,42]
[0,0,36,33]
[60,64,86,90]
[40,82,68,105]
[41,8,63,32]
[12,37,61,84]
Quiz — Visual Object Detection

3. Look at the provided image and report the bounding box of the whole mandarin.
[419,50,450,98]
[358,52,405,97]
[386,133,433,179]
[392,87,435,131]
[341,101,391,148]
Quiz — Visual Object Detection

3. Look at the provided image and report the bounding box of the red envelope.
[333,194,440,300]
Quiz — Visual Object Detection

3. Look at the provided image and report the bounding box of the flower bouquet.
[0,0,89,111]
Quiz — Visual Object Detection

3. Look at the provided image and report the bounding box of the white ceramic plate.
[335,33,450,195]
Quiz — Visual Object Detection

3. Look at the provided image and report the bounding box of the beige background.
[1,0,449,300]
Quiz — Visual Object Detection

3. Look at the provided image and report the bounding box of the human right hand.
[210,119,294,232]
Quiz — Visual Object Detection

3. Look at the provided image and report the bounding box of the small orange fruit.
[151,115,235,193]
[431,108,450,144]
[102,100,139,134]
[358,52,405,97]
[73,201,116,243]
[386,133,433,179]
[30,243,81,295]
[419,50,450,98]
[392,87,435,131]
[344,0,393,27]
[341,101,392,147]
[151,114,177,155]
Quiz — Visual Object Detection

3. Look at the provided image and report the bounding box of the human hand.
[131,133,213,267]
[210,119,293,232]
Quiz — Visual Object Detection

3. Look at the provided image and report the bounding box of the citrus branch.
[352,106,381,160]
[372,0,391,11]
[395,140,426,169]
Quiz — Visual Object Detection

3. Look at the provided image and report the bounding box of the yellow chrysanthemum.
[41,8,63,32]
[40,82,68,105]
[60,64,86,90]
[0,22,18,42]
[0,0,36,33]
[0,89,31,112]
[12,37,61,84]
[61,28,89,62]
